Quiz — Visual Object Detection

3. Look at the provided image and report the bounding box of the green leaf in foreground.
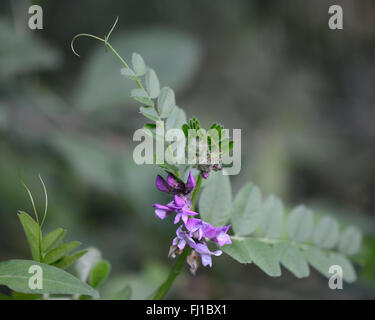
[231,183,262,236]
[158,87,175,118]
[18,211,40,261]
[145,68,160,98]
[52,250,88,269]
[0,260,98,297]
[109,285,132,300]
[199,172,232,227]
[245,239,281,276]
[274,242,309,278]
[89,260,111,289]
[139,106,159,121]
[312,216,339,249]
[132,53,147,76]
[260,195,284,239]
[286,205,314,242]
[222,238,251,264]
[41,228,67,252]
[43,241,81,264]
[338,226,362,256]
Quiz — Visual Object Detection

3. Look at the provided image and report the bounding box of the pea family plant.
[0,18,363,300]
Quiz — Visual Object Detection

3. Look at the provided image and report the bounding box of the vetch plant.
[0,175,118,300]
[0,17,363,300]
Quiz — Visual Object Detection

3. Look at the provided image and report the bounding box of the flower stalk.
[152,174,202,300]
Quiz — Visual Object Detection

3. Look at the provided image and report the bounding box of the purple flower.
[194,242,222,267]
[204,224,232,246]
[153,195,198,223]
[172,195,198,224]
[155,172,196,195]
[169,225,196,258]
[201,172,209,179]
[152,202,175,220]
[185,218,231,246]
[185,218,206,240]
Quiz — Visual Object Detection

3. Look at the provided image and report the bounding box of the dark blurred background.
[0,0,374,299]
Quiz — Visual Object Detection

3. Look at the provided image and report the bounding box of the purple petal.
[155,209,170,219]
[174,213,182,224]
[200,254,212,267]
[185,171,196,191]
[185,218,203,231]
[173,195,185,208]
[155,175,170,193]
[167,174,184,191]
[201,172,209,179]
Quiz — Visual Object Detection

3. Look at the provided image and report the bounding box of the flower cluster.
[152,171,231,274]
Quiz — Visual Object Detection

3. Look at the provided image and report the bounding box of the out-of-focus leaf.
[312,216,339,249]
[75,28,201,111]
[165,106,186,131]
[260,195,284,239]
[41,228,67,253]
[139,106,159,121]
[221,238,251,263]
[109,285,132,300]
[338,226,362,256]
[145,69,160,98]
[120,67,138,80]
[329,252,356,283]
[52,250,88,270]
[199,171,232,226]
[0,20,61,79]
[131,88,154,106]
[274,242,309,278]
[18,211,40,261]
[158,87,175,118]
[304,246,330,278]
[132,53,146,76]
[43,241,81,264]
[286,205,314,242]
[0,260,98,297]
[231,183,262,236]
[245,239,281,276]
[89,260,111,289]
[75,247,102,283]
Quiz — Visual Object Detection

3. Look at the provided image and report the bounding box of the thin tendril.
[18,172,39,225]
[70,17,143,89]
[39,174,48,228]
[105,16,119,45]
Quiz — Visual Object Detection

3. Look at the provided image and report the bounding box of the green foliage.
[158,87,176,118]
[165,106,187,131]
[89,260,111,289]
[43,241,81,264]
[0,260,98,298]
[286,205,314,242]
[42,228,67,253]
[231,183,262,236]
[338,226,362,256]
[220,179,362,283]
[75,28,201,112]
[199,171,232,226]
[109,285,132,300]
[132,53,147,76]
[145,69,160,99]
[18,211,41,261]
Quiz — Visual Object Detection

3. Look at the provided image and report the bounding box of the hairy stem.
[152,174,203,300]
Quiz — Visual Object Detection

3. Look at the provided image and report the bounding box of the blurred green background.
[0,0,375,299]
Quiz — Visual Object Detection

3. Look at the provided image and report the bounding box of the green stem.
[152,247,189,300]
[152,174,203,300]
[190,174,202,211]
[71,33,143,90]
